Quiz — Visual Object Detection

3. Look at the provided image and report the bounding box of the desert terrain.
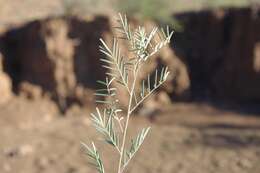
[0,1,260,173]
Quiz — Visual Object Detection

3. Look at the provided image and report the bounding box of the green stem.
[117,63,139,173]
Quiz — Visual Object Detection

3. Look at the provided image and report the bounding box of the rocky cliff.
[174,8,260,102]
[0,8,259,112]
[0,15,189,112]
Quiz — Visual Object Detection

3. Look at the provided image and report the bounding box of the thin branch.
[121,127,150,172]
[117,62,140,173]
[130,80,166,114]
[81,142,105,173]
[91,108,121,154]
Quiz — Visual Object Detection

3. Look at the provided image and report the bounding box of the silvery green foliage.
[81,142,105,173]
[82,14,173,173]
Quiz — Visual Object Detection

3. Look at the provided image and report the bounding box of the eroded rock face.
[174,8,260,102]
[1,20,56,92]
[0,15,189,111]
[1,16,109,111]
[254,42,260,72]
[213,9,260,101]
[1,8,260,111]
[0,52,12,104]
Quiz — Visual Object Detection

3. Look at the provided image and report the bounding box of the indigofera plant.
[82,14,173,173]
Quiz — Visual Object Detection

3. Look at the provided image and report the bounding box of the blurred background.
[1,0,260,173]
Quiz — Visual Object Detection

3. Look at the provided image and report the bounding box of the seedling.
[82,13,173,173]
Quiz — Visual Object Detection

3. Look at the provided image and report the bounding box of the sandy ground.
[1,97,260,173]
